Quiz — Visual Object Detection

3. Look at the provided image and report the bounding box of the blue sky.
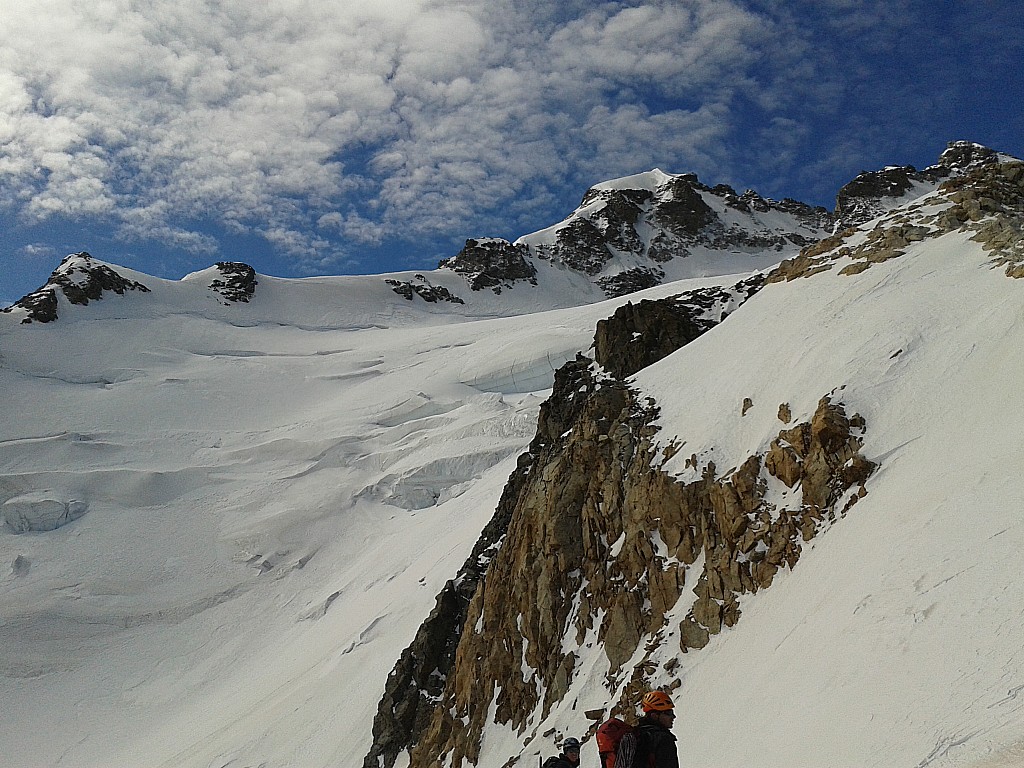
[2,0,1022,306]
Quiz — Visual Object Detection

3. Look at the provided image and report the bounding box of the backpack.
[596,717,633,768]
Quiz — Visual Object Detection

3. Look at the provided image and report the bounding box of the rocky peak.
[1,252,151,324]
[834,141,1004,230]
[935,140,1000,172]
[438,238,538,293]
[443,171,832,298]
[209,261,258,303]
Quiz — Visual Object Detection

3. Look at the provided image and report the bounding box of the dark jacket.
[542,754,578,768]
[615,716,678,768]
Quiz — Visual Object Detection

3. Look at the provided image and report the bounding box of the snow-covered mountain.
[437,140,1005,300]
[3,143,1024,768]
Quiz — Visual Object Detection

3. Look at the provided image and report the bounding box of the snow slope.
[3,176,1024,768]
[463,222,1024,767]
[0,262,725,768]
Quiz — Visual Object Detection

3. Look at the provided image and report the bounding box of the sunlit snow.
[3,217,1024,768]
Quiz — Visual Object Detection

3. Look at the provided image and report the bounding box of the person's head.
[640,690,676,729]
[562,736,581,764]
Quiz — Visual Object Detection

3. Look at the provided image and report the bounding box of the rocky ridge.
[2,252,151,324]
[399,337,875,768]
[439,172,830,299]
[363,272,876,768]
[362,276,767,768]
[833,140,1001,230]
[769,154,1024,283]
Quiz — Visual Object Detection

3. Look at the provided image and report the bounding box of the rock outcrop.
[438,239,538,293]
[403,365,875,768]
[770,154,1024,283]
[596,267,664,298]
[385,275,466,304]
[593,275,765,379]
[2,252,151,323]
[209,261,258,303]
[834,140,1001,230]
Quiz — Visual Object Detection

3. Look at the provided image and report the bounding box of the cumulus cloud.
[3,0,980,271]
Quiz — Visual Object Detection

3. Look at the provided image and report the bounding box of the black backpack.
[619,724,662,768]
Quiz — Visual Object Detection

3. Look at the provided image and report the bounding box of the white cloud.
[0,0,847,270]
[18,243,59,260]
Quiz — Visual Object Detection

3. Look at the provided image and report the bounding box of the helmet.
[641,690,674,712]
[562,737,581,751]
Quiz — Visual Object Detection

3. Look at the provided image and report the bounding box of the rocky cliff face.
[401,352,874,768]
[593,275,765,379]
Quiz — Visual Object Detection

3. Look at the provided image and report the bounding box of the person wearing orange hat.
[615,690,678,768]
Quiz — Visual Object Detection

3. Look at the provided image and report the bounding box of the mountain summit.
[440,167,829,298]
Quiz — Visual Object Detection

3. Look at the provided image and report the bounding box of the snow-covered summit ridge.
[589,168,676,192]
[5,142,1017,326]
[443,141,1018,299]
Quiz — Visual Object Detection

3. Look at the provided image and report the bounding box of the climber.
[542,736,582,768]
[615,690,679,768]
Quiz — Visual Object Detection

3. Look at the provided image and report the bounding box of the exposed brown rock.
[778,403,792,423]
[770,158,1024,281]
[403,378,876,767]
